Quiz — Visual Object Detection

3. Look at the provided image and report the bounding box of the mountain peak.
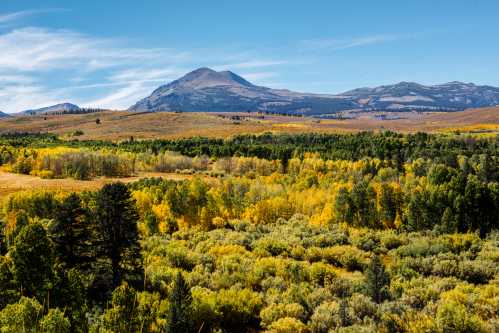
[393,81,424,88]
[129,68,499,114]
[184,67,217,77]
[168,67,254,89]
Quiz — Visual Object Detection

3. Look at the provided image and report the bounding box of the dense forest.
[0,132,497,332]
[1,131,497,162]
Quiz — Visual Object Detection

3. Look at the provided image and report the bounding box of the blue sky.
[1,0,499,112]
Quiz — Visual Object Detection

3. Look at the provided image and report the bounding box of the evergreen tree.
[101,283,142,333]
[11,223,54,300]
[51,268,88,332]
[50,193,92,269]
[94,183,142,289]
[378,183,398,227]
[462,176,495,238]
[351,180,377,227]
[406,191,431,231]
[477,154,495,182]
[144,212,160,236]
[167,272,192,333]
[365,254,390,303]
[334,187,353,224]
[0,256,17,308]
[440,207,456,233]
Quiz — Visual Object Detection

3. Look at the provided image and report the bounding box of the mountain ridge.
[129,68,353,114]
[21,103,81,115]
[129,68,499,115]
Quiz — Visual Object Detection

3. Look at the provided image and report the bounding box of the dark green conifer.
[166,272,192,333]
[365,254,390,303]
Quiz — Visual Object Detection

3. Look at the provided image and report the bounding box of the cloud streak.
[213,60,288,71]
[0,11,32,24]
[302,34,403,50]
[0,9,66,25]
[0,26,193,112]
[0,27,186,72]
[0,16,290,112]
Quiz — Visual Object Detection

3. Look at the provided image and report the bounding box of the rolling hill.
[129,68,499,114]
[1,106,497,140]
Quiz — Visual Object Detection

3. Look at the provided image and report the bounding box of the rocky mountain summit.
[129,68,499,115]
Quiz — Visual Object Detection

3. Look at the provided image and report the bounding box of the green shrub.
[0,297,43,332]
[39,309,71,333]
[437,301,487,333]
[308,262,337,287]
[266,317,307,333]
[260,303,306,328]
[458,260,496,284]
[308,301,340,333]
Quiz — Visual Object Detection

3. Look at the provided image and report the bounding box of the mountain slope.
[129,68,356,114]
[343,81,499,111]
[129,68,499,114]
[22,103,81,115]
[0,110,10,118]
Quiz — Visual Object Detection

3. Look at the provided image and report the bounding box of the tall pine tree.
[50,193,92,270]
[94,183,142,290]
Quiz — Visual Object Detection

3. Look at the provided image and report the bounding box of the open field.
[0,171,194,201]
[0,107,498,140]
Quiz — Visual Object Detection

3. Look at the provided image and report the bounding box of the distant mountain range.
[0,110,10,118]
[22,103,81,115]
[9,69,499,116]
[129,68,499,115]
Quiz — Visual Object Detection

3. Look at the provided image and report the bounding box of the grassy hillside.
[0,107,497,140]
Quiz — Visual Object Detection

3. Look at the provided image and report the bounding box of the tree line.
[1,132,497,165]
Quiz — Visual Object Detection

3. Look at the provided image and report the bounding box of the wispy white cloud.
[82,81,156,109]
[240,71,278,83]
[0,18,291,112]
[0,74,34,84]
[213,60,288,71]
[302,34,402,50]
[0,27,186,72]
[0,9,66,25]
[109,68,184,83]
[0,11,33,24]
[0,84,62,112]
[0,26,194,112]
